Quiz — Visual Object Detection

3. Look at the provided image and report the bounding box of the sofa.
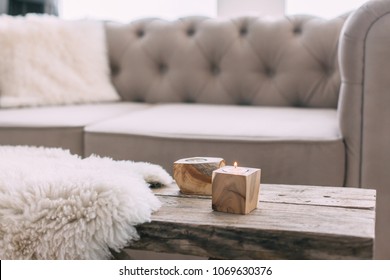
[0,0,389,259]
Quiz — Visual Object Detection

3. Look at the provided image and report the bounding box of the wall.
[61,0,217,21]
[218,0,285,17]
[285,0,369,18]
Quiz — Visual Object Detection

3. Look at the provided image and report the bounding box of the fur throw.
[0,14,120,108]
[0,146,173,259]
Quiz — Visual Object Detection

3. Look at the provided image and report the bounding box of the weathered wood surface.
[128,184,376,259]
[173,157,225,195]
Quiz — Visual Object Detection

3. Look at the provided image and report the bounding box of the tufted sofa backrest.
[105,15,347,108]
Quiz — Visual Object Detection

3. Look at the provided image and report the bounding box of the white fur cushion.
[0,14,120,108]
[0,146,173,259]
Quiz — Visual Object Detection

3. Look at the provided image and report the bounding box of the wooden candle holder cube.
[212,166,261,214]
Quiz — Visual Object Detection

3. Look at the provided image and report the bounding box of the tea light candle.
[212,162,261,214]
[221,161,249,174]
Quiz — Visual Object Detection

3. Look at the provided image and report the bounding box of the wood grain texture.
[212,167,260,214]
[173,157,225,195]
[127,184,376,259]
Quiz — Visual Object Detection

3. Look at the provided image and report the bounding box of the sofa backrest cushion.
[106,15,346,108]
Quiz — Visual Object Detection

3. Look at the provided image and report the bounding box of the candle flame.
[234,161,238,168]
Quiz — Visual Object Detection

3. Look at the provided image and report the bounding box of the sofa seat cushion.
[84,104,345,186]
[0,102,149,155]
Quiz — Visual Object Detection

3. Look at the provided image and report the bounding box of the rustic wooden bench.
[126,183,376,259]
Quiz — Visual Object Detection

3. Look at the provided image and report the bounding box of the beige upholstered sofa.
[0,0,389,259]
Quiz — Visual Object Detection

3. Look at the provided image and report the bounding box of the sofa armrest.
[338,0,390,259]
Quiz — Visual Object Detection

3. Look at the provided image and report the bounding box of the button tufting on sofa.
[239,26,248,36]
[321,64,334,77]
[263,66,275,78]
[210,63,221,76]
[158,62,168,75]
[292,25,302,35]
[186,27,196,36]
[110,64,120,76]
[136,29,145,38]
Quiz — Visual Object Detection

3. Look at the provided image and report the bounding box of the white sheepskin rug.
[0,146,173,260]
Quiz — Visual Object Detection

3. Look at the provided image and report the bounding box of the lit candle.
[221,161,249,175]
